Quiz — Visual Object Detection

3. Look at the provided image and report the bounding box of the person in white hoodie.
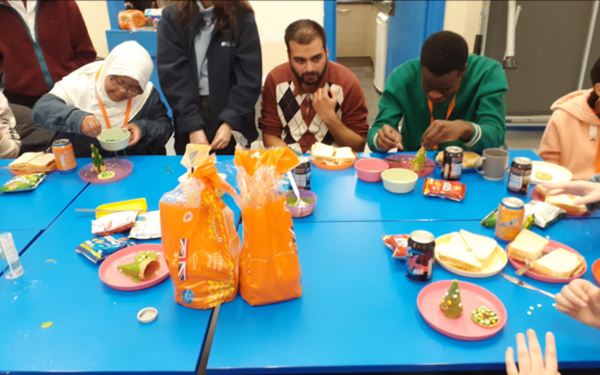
[539,56,600,180]
[0,91,21,158]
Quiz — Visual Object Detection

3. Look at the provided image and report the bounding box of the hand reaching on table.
[421,120,473,150]
[541,181,600,206]
[506,330,559,375]
[555,279,600,329]
[376,125,403,151]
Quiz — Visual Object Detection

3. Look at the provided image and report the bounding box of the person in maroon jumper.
[0,0,96,108]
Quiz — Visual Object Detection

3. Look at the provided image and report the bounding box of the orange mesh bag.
[234,148,302,306]
[159,154,240,309]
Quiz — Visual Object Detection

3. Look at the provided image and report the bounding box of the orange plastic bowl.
[593,259,600,286]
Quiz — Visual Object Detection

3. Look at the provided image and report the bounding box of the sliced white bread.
[435,151,479,168]
[460,230,497,268]
[311,142,336,163]
[28,153,56,168]
[545,195,587,213]
[437,241,483,273]
[9,152,43,169]
[334,147,356,164]
[532,248,585,279]
[507,229,549,262]
[536,184,550,198]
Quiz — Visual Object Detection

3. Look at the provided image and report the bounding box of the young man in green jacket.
[368,31,508,152]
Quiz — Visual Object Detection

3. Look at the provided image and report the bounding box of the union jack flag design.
[179,238,188,280]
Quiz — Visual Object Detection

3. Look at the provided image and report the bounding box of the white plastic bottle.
[0,233,23,279]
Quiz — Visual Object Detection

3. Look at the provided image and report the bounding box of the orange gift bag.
[234,147,302,306]
[159,151,240,309]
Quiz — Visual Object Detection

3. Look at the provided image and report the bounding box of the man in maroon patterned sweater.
[259,19,369,153]
[0,0,96,108]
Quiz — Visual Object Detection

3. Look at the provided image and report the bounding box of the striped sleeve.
[464,122,482,148]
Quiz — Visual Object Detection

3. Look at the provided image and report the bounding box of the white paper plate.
[530,161,573,185]
[435,234,507,278]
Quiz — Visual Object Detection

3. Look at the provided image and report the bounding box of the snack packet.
[0,173,45,193]
[75,235,136,263]
[92,211,138,236]
[422,178,466,202]
[129,211,161,240]
[524,200,566,228]
[382,234,409,259]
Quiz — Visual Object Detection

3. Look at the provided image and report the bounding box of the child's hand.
[506,330,558,375]
[541,181,600,206]
[555,279,600,329]
[123,123,142,147]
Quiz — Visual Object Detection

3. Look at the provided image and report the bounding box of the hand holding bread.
[540,181,600,207]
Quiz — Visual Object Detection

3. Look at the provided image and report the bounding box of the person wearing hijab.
[32,41,172,157]
[157,0,261,155]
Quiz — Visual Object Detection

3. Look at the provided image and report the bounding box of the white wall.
[443,0,483,53]
[75,0,111,58]
[249,1,324,77]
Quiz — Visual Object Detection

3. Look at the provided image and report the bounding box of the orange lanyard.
[428,79,461,124]
[95,67,132,129]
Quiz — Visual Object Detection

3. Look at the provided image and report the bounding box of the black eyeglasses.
[110,75,143,96]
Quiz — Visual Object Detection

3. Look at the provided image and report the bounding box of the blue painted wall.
[385,1,445,79]
[323,1,337,62]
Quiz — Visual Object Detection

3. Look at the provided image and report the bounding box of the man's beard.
[291,61,327,87]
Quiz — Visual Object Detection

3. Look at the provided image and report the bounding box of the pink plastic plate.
[417,280,507,341]
[385,154,436,178]
[79,158,133,184]
[507,239,587,284]
[530,186,588,216]
[99,244,169,291]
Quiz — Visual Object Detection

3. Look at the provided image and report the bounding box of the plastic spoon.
[287,171,307,207]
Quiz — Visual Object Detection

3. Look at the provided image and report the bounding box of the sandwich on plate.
[531,248,585,279]
[9,152,56,172]
[507,229,549,263]
[437,231,499,273]
[310,142,357,166]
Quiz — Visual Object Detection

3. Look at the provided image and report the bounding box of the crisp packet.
[382,234,409,259]
[0,173,45,193]
[92,211,138,236]
[422,178,466,202]
[129,211,161,240]
[524,200,566,228]
[75,235,136,263]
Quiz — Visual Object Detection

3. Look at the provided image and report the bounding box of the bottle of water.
[0,233,23,279]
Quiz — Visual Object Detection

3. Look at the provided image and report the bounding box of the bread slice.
[28,153,56,168]
[460,230,497,268]
[435,151,479,168]
[463,152,480,169]
[507,229,549,262]
[437,241,483,273]
[545,195,587,213]
[536,184,550,198]
[334,147,356,164]
[311,142,336,163]
[9,152,43,169]
[532,248,585,278]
